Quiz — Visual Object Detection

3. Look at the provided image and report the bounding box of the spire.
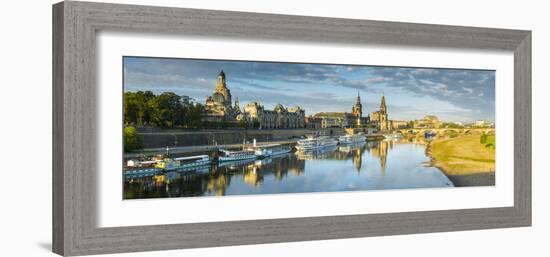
[352,91,362,122]
[218,70,225,78]
[380,94,387,115]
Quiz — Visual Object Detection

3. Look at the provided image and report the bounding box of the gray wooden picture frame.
[52,1,531,256]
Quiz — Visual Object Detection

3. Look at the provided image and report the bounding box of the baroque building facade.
[390,120,408,129]
[311,92,370,129]
[240,102,305,129]
[413,115,441,129]
[203,70,306,128]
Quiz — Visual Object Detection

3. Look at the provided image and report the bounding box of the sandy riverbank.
[427,134,495,187]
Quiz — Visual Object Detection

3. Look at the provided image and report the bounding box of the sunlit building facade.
[371,95,390,131]
[204,70,306,128]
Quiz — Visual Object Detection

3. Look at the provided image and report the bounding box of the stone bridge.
[393,128,495,136]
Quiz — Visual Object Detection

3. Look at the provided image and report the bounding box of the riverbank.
[427,134,495,187]
[123,138,299,159]
[136,128,345,149]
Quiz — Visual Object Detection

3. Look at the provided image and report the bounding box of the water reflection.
[124,139,453,199]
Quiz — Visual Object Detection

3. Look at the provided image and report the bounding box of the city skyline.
[123,56,495,123]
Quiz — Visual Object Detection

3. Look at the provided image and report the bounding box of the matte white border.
[97,31,514,228]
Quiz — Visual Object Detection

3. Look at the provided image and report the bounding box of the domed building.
[204,70,238,122]
[211,92,225,105]
[203,70,306,128]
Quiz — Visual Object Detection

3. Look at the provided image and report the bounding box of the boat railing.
[173,155,210,161]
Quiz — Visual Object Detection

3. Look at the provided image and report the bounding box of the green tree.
[185,103,205,128]
[123,92,139,125]
[123,91,155,126]
[237,119,248,129]
[124,91,206,129]
[124,126,143,152]
[135,91,155,125]
[150,92,182,127]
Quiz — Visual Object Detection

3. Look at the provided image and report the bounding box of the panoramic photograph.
[122,56,496,199]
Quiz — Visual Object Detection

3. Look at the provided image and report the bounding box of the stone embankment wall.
[138,128,345,148]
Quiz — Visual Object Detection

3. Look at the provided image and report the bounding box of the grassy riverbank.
[427,134,495,187]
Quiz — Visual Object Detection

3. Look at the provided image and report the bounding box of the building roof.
[274,103,285,111]
[314,112,355,119]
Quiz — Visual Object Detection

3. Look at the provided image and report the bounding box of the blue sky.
[123,56,495,123]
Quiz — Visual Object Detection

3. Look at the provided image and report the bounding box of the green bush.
[480,133,487,144]
[480,133,495,149]
[124,126,143,152]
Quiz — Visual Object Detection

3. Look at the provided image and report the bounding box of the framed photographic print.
[53,1,531,256]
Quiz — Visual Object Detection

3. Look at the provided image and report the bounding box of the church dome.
[274,103,285,112]
[212,92,225,104]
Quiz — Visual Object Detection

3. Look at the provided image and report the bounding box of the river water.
[123,139,453,199]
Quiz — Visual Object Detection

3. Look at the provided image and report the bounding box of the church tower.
[379,95,389,131]
[380,95,387,114]
[352,92,363,126]
[214,70,232,107]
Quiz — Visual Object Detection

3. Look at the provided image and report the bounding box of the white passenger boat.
[126,159,158,168]
[338,133,367,144]
[218,149,257,162]
[154,155,211,171]
[248,140,292,158]
[295,136,338,151]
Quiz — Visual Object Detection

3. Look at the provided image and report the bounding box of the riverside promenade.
[124,138,301,159]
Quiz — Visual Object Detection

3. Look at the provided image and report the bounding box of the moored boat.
[218,149,257,162]
[154,155,211,171]
[123,167,162,180]
[338,133,367,144]
[295,136,338,151]
[248,142,292,158]
[126,159,158,168]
